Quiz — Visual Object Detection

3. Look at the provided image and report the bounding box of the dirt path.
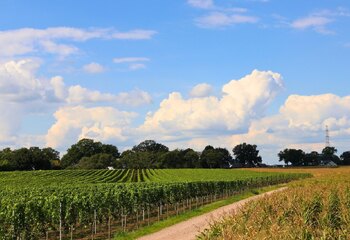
[137,187,287,240]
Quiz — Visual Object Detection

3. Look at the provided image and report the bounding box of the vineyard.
[199,167,350,240]
[0,169,310,239]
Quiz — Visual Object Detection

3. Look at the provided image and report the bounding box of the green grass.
[114,184,285,240]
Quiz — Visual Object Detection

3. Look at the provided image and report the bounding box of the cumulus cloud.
[220,93,350,162]
[140,70,283,137]
[83,62,105,73]
[0,27,157,57]
[46,106,137,148]
[190,83,213,97]
[67,86,152,106]
[0,59,152,148]
[196,12,258,28]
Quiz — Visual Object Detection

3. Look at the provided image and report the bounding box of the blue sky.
[0,0,349,163]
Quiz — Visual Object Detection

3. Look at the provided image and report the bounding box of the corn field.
[198,167,350,240]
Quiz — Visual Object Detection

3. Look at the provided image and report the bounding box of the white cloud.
[129,63,146,70]
[291,8,349,34]
[0,27,157,57]
[0,59,152,148]
[113,57,150,63]
[190,83,213,97]
[66,86,152,106]
[140,70,283,136]
[46,106,137,148]
[83,62,105,74]
[112,30,157,40]
[291,16,333,34]
[113,57,150,71]
[196,12,258,28]
[220,93,350,163]
[187,0,214,9]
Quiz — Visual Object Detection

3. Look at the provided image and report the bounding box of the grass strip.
[114,184,286,240]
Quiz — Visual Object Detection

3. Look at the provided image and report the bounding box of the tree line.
[278,146,350,166]
[1,138,350,171]
[0,139,263,171]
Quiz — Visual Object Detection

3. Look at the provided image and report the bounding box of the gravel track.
[137,187,287,240]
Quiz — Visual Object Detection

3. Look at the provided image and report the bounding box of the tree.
[201,146,233,168]
[304,151,321,166]
[322,146,337,156]
[117,150,153,169]
[42,147,61,169]
[29,147,52,170]
[0,148,13,171]
[61,138,119,168]
[132,140,169,153]
[77,153,117,169]
[278,148,305,166]
[321,146,340,164]
[232,143,262,167]
[160,150,182,168]
[182,149,200,168]
[340,151,350,165]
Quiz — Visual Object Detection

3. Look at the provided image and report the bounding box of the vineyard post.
[59,202,62,240]
[142,207,145,221]
[147,206,150,226]
[136,208,139,229]
[108,214,111,240]
[70,225,73,240]
[94,209,97,235]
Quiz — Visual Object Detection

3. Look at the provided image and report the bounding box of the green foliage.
[61,138,120,168]
[232,143,262,167]
[0,169,309,238]
[132,140,169,153]
[340,151,350,165]
[278,148,305,166]
[77,153,117,169]
[0,147,58,171]
[201,146,233,168]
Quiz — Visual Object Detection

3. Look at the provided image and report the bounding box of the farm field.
[0,169,309,239]
[0,168,300,188]
[199,167,350,240]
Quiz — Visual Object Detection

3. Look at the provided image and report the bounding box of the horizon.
[0,0,349,164]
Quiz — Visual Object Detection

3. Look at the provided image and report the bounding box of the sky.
[0,0,350,164]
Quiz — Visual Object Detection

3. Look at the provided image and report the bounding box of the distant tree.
[322,146,337,156]
[61,138,119,168]
[160,150,182,168]
[340,151,350,165]
[101,144,120,158]
[29,147,52,170]
[321,146,340,164]
[132,140,169,153]
[182,149,200,168]
[11,148,32,170]
[201,146,232,168]
[77,153,116,169]
[117,150,153,169]
[42,147,61,169]
[278,148,305,166]
[304,151,321,166]
[0,148,13,171]
[232,143,262,167]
